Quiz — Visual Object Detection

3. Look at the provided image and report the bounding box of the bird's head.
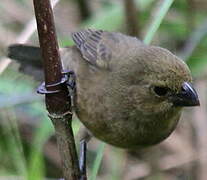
[119,46,200,115]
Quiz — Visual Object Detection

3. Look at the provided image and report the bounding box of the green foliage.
[187,36,207,76]
[90,143,105,180]
[143,0,174,44]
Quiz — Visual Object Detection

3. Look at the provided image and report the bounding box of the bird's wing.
[72,29,112,69]
[72,29,142,69]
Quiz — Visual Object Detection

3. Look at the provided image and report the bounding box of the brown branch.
[76,0,91,21]
[123,0,140,37]
[33,0,80,179]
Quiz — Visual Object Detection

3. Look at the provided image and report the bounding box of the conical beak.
[172,82,200,107]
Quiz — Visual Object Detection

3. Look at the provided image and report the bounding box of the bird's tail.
[7,44,75,81]
[7,44,43,68]
[7,44,44,80]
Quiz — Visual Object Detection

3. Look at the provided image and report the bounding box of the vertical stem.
[123,0,140,37]
[33,0,80,179]
[77,0,91,21]
[52,115,80,180]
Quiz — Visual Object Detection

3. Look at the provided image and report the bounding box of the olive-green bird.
[8,29,199,149]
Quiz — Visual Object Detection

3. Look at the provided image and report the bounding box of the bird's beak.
[171,82,200,107]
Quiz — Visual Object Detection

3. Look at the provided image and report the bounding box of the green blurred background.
[0,0,207,179]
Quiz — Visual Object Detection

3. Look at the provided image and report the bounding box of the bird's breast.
[76,95,182,148]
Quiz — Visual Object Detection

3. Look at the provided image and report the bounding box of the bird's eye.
[153,86,169,96]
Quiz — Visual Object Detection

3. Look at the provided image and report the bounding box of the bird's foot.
[62,69,76,90]
[37,69,76,94]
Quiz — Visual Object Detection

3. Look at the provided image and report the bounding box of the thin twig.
[33,0,80,179]
[123,0,140,37]
[76,0,91,21]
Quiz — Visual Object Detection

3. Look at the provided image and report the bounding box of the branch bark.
[123,0,140,37]
[33,0,80,179]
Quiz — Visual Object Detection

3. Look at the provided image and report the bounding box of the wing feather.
[72,29,112,69]
[72,29,143,69]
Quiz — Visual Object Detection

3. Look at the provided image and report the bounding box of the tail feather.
[7,44,74,81]
[7,44,43,81]
[7,44,43,68]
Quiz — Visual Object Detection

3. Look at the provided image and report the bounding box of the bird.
[7,29,200,149]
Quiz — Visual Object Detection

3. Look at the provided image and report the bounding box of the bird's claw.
[37,69,76,94]
[62,70,76,90]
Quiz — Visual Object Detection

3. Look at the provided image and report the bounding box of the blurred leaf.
[187,37,207,76]
[0,93,42,109]
[177,20,207,76]
[60,0,155,47]
[0,110,27,177]
[27,118,53,180]
[143,0,174,44]
[90,143,105,180]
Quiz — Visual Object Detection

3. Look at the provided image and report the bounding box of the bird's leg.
[58,139,88,180]
[78,128,92,180]
[79,139,87,180]
[62,69,76,109]
[62,69,76,90]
